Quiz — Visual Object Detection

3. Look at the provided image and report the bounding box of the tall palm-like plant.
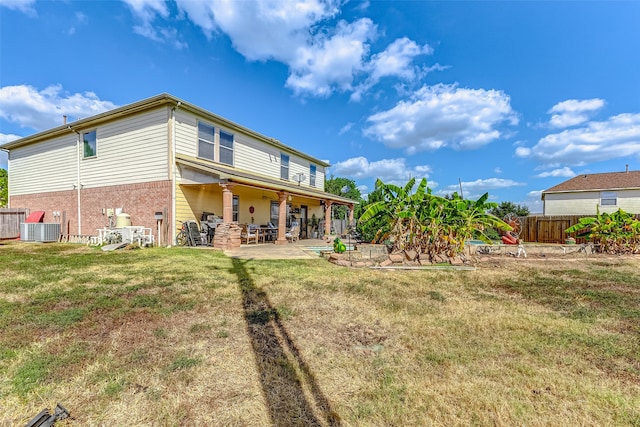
[359,178,511,260]
[566,207,640,254]
[358,178,424,253]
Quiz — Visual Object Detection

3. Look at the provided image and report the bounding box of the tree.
[324,176,362,221]
[0,168,7,208]
[489,201,530,219]
[355,185,385,242]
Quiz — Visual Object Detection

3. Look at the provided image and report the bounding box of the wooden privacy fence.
[518,216,584,244]
[0,208,30,239]
[517,214,638,244]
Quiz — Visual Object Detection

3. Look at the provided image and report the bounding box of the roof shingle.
[543,170,640,193]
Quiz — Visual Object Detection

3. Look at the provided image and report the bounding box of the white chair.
[241,224,259,244]
[285,224,300,242]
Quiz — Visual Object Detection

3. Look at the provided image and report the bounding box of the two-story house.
[0,93,356,245]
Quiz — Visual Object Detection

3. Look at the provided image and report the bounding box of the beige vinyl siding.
[174,109,197,158]
[315,165,326,189]
[544,192,600,215]
[234,133,281,178]
[544,190,640,215]
[8,134,78,195]
[175,110,327,187]
[615,189,640,213]
[80,108,170,187]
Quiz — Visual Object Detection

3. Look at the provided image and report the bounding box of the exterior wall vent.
[20,223,61,242]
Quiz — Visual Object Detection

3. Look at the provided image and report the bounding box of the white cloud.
[0,133,22,144]
[535,167,575,178]
[439,177,525,200]
[0,0,36,16]
[329,156,433,185]
[494,167,502,174]
[351,37,433,101]
[174,0,365,97]
[285,18,376,97]
[339,122,354,135]
[124,0,431,98]
[548,98,605,128]
[363,83,517,153]
[517,113,640,165]
[0,85,118,131]
[122,0,187,49]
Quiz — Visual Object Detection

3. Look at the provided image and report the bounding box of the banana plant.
[565,207,640,254]
[359,178,512,259]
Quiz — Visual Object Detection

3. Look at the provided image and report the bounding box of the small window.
[600,191,617,206]
[270,201,279,225]
[310,164,316,187]
[82,130,97,158]
[281,154,289,180]
[198,122,215,160]
[232,195,239,222]
[220,131,234,166]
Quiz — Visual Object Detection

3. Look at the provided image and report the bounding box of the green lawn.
[1,241,639,426]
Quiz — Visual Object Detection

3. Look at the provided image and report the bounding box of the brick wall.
[10,180,172,243]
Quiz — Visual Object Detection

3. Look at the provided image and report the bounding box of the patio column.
[348,203,354,228]
[324,200,333,236]
[220,183,235,224]
[276,191,289,245]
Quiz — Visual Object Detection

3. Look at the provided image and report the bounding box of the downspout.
[0,148,9,207]
[69,126,82,235]
[170,102,181,246]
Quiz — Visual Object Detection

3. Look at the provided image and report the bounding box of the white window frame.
[310,164,316,187]
[197,121,215,161]
[219,130,234,166]
[82,130,97,159]
[281,154,289,180]
[600,191,617,206]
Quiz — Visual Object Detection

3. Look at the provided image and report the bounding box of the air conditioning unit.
[20,223,61,242]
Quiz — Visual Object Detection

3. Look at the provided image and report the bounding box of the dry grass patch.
[1,242,639,426]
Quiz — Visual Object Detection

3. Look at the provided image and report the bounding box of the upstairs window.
[82,130,97,158]
[198,122,215,161]
[220,130,234,166]
[281,154,289,180]
[600,191,617,206]
[310,164,316,187]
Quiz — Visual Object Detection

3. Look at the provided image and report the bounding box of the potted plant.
[310,214,319,239]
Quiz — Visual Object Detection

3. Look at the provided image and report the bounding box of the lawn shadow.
[231,258,340,427]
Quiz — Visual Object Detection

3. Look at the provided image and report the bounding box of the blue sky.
[1,0,639,212]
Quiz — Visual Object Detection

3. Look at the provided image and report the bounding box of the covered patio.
[174,155,356,248]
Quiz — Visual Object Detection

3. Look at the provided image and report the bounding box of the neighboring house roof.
[0,93,330,168]
[542,170,640,195]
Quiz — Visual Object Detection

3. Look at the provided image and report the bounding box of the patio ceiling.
[176,154,357,205]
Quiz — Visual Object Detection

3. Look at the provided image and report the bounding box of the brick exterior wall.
[10,180,172,244]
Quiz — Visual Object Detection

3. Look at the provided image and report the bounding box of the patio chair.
[241,224,259,244]
[265,222,277,242]
[285,224,300,242]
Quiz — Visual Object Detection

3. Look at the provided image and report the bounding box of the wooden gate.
[0,208,30,239]
[519,215,585,244]
[536,218,572,243]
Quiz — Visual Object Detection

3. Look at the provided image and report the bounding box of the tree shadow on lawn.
[231,258,340,427]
